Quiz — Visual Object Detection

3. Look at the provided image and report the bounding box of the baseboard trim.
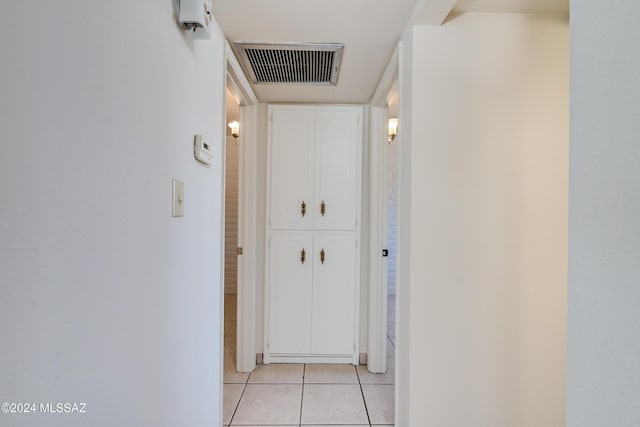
[256,352,366,365]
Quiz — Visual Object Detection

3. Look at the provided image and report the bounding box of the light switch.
[172,179,184,217]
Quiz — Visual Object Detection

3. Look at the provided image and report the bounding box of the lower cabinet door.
[312,234,357,355]
[268,233,313,355]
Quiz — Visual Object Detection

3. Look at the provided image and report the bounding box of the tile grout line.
[223,296,240,426]
[226,360,252,426]
[226,382,246,427]
[299,364,306,427]
[355,364,373,427]
[249,381,360,385]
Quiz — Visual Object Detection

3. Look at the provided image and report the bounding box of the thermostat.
[194,134,213,165]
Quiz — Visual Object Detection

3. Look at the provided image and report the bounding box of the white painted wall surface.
[225,135,239,294]
[0,2,226,426]
[403,13,569,426]
[387,135,399,295]
[254,103,269,352]
[360,106,371,355]
[396,31,414,427]
[567,1,640,426]
[225,91,240,295]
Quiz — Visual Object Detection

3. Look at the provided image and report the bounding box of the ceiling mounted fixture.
[234,42,344,86]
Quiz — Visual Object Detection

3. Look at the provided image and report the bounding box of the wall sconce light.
[388,118,398,143]
[228,121,240,144]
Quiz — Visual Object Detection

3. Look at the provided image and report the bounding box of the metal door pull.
[320,249,325,264]
[301,248,306,264]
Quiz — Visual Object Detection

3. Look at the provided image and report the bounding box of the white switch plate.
[172,179,184,217]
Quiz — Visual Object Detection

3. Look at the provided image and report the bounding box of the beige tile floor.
[223,293,395,426]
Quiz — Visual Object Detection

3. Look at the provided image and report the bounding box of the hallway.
[223,294,394,426]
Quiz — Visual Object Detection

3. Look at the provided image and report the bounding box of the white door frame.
[225,41,259,373]
[367,46,399,374]
[367,106,388,373]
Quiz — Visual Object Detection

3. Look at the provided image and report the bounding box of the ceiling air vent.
[234,42,344,86]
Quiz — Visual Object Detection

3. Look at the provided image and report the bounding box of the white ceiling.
[454,0,568,15]
[213,0,569,104]
[213,0,418,104]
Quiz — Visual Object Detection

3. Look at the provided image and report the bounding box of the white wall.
[224,134,239,294]
[225,91,240,295]
[567,1,640,426]
[387,95,399,294]
[360,106,371,356]
[0,2,226,426]
[386,133,399,295]
[395,28,415,427]
[399,13,569,426]
[254,103,269,351]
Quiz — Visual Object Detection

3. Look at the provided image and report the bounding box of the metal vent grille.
[234,42,344,86]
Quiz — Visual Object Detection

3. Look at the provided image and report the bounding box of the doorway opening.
[367,43,400,426]
[386,93,399,362]
[223,86,240,368]
[221,41,260,425]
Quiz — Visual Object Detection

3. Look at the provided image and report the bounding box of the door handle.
[320,248,325,265]
[320,200,326,217]
[300,248,306,264]
[301,201,306,217]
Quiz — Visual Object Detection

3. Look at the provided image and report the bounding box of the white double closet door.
[265,105,362,364]
[268,232,356,356]
[269,108,358,231]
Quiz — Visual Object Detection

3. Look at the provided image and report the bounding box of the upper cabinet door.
[314,109,360,230]
[270,109,315,230]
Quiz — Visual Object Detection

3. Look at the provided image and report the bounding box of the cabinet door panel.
[270,109,315,230]
[314,110,359,230]
[269,233,313,354]
[312,234,357,355]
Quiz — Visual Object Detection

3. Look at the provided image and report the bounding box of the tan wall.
[404,13,569,427]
